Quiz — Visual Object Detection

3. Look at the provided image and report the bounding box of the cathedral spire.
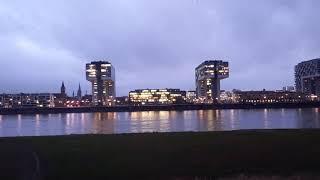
[77,83,82,99]
[61,81,66,96]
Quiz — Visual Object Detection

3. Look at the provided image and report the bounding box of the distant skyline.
[1,0,320,96]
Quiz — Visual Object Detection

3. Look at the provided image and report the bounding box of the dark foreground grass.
[1,129,320,179]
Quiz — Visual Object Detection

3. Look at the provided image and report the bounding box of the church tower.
[77,83,82,99]
[61,81,66,97]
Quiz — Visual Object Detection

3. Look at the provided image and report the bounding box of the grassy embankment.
[1,129,320,179]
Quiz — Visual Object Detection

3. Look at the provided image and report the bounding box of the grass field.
[1,129,320,179]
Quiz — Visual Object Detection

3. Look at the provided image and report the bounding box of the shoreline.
[1,102,320,115]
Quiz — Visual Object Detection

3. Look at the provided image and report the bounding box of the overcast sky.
[0,0,320,96]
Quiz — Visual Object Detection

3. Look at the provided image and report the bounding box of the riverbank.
[1,129,320,179]
[1,102,320,115]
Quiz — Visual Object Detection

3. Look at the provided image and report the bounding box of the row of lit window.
[242,99,303,103]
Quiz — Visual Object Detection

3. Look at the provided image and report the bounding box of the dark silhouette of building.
[77,83,82,100]
[61,81,66,97]
[54,81,68,107]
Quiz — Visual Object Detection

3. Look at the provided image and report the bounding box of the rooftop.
[296,58,320,66]
[86,61,112,65]
[195,60,228,70]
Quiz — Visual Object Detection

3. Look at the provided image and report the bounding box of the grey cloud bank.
[0,0,319,96]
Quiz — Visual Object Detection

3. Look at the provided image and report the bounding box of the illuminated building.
[81,94,93,106]
[295,59,320,100]
[0,93,54,108]
[233,90,308,104]
[64,94,92,107]
[115,96,129,106]
[195,60,229,103]
[186,91,197,103]
[219,90,234,103]
[86,61,116,106]
[129,89,186,105]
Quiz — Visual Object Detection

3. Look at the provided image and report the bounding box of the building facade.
[115,96,129,106]
[233,90,308,104]
[186,91,197,103]
[195,60,229,103]
[282,86,295,92]
[0,93,54,108]
[86,61,116,106]
[295,59,320,98]
[219,90,235,103]
[129,89,186,105]
[64,95,92,107]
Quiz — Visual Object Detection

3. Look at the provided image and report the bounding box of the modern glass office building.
[86,61,116,106]
[295,58,320,98]
[129,89,186,105]
[195,60,229,103]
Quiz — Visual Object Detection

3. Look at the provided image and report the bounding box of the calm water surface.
[0,108,320,137]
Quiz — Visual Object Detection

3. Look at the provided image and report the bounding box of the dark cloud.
[0,0,320,95]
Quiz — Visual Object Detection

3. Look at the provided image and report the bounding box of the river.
[0,108,319,137]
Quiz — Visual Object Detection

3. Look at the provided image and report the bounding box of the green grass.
[1,129,320,179]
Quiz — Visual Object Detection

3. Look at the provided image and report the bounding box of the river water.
[0,108,319,137]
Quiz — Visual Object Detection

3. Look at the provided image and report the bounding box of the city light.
[0,59,319,109]
[129,89,186,105]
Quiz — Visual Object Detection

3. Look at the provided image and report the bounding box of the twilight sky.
[1,0,320,96]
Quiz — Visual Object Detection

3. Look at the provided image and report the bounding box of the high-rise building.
[86,61,116,106]
[195,60,229,103]
[295,58,320,97]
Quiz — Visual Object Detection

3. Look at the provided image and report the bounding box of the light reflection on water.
[0,108,320,137]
